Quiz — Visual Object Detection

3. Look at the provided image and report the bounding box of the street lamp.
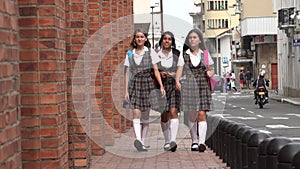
[150,2,159,48]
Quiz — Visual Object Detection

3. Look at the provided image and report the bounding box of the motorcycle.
[255,86,268,108]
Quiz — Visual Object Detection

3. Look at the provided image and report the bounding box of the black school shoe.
[198,144,206,152]
[191,143,199,151]
[134,140,147,152]
[170,141,177,152]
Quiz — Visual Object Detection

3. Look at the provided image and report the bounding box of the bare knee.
[169,108,178,119]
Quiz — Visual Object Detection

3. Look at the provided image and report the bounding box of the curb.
[270,96,300,106]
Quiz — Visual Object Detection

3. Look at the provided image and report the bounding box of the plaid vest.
[129,49,152,76]
[183,52,206,76]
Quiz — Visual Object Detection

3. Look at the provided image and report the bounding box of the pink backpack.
[203,50,217,93]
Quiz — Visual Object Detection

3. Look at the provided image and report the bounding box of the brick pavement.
[90,111,228,169]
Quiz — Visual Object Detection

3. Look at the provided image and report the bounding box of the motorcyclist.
[253,70,269,104]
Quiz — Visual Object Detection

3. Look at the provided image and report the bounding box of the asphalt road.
[209,92,300,142]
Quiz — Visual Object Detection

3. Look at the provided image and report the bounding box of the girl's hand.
[125,92,129,102]
[206,70,214,78]
[160,71,167,78]
[166,72,175,78]
[176,81,181,91]
[160,86,166,97]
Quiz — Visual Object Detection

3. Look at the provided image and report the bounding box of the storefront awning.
[231,59,253,63]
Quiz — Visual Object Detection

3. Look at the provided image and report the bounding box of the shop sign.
[293,39,300,46]
[253,35,277,44]
[222,57,228,64]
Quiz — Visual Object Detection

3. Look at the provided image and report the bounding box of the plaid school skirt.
[162,77,180,112]
[181,74,213,112]
[128,73,156,112]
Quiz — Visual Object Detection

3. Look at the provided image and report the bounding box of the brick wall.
[101,0,134,145]
[0,1,21,169]
[88,0,105,156]
[0,0,134,168]
[19,0,68,168]
[65,0,92,168]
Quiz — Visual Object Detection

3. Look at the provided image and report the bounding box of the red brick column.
[99,0,134,146]
[18,0,68,168]
[65,0,91,168]
[87,0,105,156]
[0,1,21,169]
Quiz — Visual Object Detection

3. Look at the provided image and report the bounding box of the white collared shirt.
[177,49,214,67]
[157,49,173,68]
[124,46,160,66]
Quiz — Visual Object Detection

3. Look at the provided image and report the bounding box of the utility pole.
[150,6,155,48]
[160,0,164,33]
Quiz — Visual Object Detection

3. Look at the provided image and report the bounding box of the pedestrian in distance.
[124,29,166,152]
[229,77,238,93]
[157,31,181,152]
[175,28,214,152]
[238,70,245,90]
[245,69,252,89]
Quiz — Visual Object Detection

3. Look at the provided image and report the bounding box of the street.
[209,91,300,142]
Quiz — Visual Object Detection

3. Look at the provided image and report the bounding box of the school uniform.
[157,49,180,112]
[177,49,214,112]
[124,46,160,112]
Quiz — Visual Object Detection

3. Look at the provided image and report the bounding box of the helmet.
[259,70,265,76]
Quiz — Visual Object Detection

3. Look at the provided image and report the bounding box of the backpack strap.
[203,50,209,66]
[127,50,133,67]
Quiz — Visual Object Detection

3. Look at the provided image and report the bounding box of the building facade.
[274,0,300,96]
[193,0,240,76]
[240,0,278,89]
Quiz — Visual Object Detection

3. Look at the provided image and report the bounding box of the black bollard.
[226,122,238,167]
[241,129,258,169]
[205,115,213,148]
[258,137,274,169]
[277,143,300,169]
[292,151,300,169]
[221,120,233,163]
[247,132,271,169]
[218,119,229,159]
[209,115,221,152]
[235,126,252,169]
[216,118,228,157]
[266,137,293,169]
[231,123,246,169]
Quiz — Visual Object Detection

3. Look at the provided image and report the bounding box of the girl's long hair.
[158,31,176,49]
[182,28,206,53]
[130,29,151,49]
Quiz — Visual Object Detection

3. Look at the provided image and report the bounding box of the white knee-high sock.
[141,119,149,145]
[198,121,207,144]
[133,119,141,141]
[161,121,170,143]
[170,119,179,142]
[188,120,198,144]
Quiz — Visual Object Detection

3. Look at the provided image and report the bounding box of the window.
[209,1,214,10]
[215,1,218,10]
[222,19,225,28]
[208,0,228,10]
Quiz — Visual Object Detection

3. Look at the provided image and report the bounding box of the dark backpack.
[239,73,244,80]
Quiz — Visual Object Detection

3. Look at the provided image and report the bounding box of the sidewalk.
[239,89,300,106]
[90,112,228,169]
